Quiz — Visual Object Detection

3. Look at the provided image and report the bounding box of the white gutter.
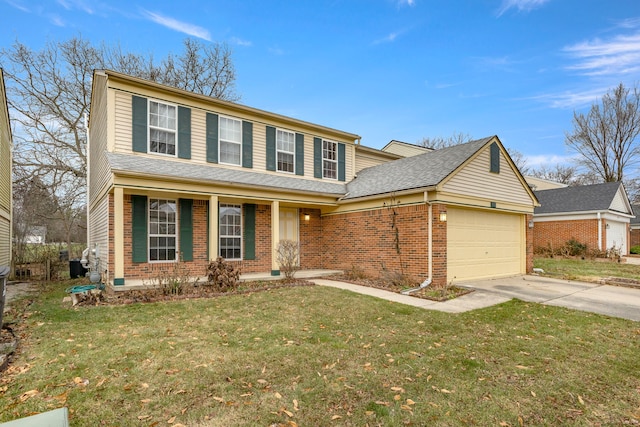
[597,212,602,251]
[402,200,433,294]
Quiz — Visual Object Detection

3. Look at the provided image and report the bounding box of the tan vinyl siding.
[0,217,9,267]
[0,74,11,215]
[114,90,132,153]
[0,70,12,266]
[191,109,206,163]
[108,80,358,184]
[89,73,110,203]
[442,145,532,206]
[253,124,267,171]
[383,142,430,157]
[355,152,392,173]
[89,193,110,275]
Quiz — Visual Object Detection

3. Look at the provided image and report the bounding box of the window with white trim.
[322,139,337,179]
[149,198,177,261]
[149,101,177,156]
[277,129,295,173]
[219,116,242,165]
[219,204,242,260]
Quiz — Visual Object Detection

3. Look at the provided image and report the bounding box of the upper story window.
[219,116,242,165]
[322,139,338,180]
[277,129,295,173]
[149,101,177,156]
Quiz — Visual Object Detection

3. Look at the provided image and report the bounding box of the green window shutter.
[338,142,346,182]
[266,126,276,171]
[295,133,304,176]
[242,121,253,168]
[490,142,500,173]
[179,199,193,262]
[313,137,322,178]
[132,96,147,153]
[131,195,148,263]
[244,204,256,260]
[206,113,219,163]
[178,106,191,159]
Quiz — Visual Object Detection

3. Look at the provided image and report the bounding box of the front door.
[279,207,299,264]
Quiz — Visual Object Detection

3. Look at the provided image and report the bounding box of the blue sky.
[1,0,639,169]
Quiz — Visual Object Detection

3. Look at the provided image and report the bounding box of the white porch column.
[114,187,124,284]
[209,195,219,261]
[271,200,280,275]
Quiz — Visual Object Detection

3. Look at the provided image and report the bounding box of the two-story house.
[0,69,12,271]
[88,70,538,288]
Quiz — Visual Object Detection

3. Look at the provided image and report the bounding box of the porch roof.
[107,152,347,196]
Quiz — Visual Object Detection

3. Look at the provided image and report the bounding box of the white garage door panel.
[606,221,627,255]
[447,208,522,282]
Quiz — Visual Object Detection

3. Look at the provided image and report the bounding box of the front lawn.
[1,281,639,426]
[534,256,640,282]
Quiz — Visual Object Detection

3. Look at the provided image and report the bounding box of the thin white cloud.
[563,32,640,76]
[230,37,252,47]
[397,0,415,6]
[49,14,65,27]
[496,0,550,17]
[525,153,577,168]
[529,86,609,109]
[141,9,211,41]
[373,27,410,45]
[5,0,29,13]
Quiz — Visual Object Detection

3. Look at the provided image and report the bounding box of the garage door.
[606,221,627,255]
[447,208,523,282]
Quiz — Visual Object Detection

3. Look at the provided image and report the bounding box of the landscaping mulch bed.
[71,279,316,306]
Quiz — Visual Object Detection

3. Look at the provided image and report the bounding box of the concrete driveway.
[463,275,640,322]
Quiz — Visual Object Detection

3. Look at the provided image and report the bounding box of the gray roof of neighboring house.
[534,182,625,215]
[343,137,494,200]
[106,152,347,195]
[631,205,640,224]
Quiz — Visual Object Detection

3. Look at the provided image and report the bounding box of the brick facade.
[320,203,448,287]
[109,194,531,286]
[532,219,600,253]
[631,229,640,248]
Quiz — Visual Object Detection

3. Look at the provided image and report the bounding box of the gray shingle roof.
[343,137,494,200]
[534,182,624,214]
[106,152,347,195]
[631,205,640,224]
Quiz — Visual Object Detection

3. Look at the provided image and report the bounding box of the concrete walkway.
[310,278,512,314]
[311,275,640,321]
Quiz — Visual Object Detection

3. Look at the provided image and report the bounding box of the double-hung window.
[149,101,177,156]
[219,116,242,165]
[149,199,177,261]
[276,129,295,173]
[219,204,242,260]
[322,139,338,179]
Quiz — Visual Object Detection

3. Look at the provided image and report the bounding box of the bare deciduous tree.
[1,36,239,253]
[566,83,640,183]
[418,131,472,149]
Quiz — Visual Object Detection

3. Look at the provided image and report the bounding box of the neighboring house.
[525,176,567,191]
[0,69,12,269]
[533,182,633,255]
[87,70,538,288]
[25,226,46,244]
[630,205,640,249]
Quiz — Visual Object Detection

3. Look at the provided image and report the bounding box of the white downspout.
[402,201,433,294]
[597,212,602,251]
